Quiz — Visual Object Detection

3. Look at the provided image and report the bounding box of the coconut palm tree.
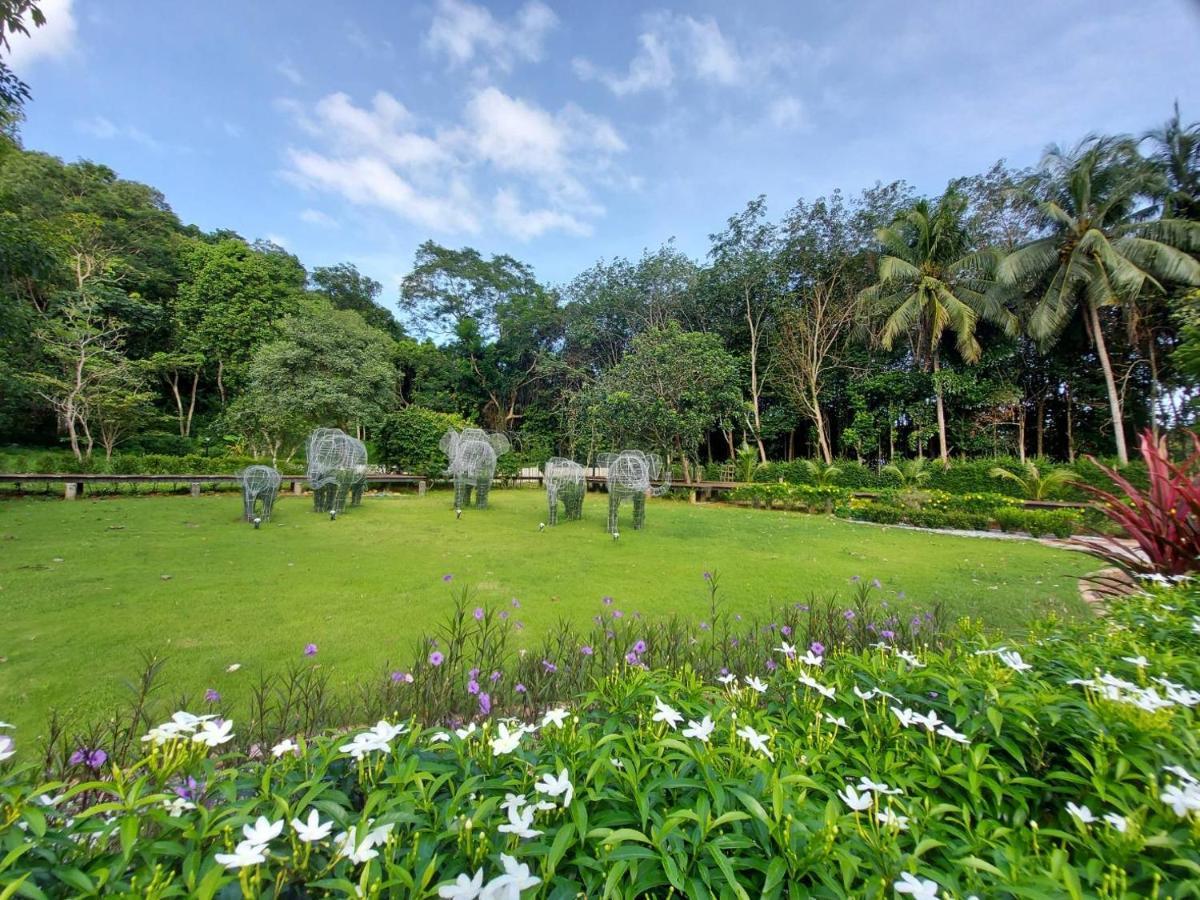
[997,137,1200,463]
[1143,103,1200,221]
[860,189,1017,462]
[799,458,842,487]
[882,457,930,489]
[989,460,1075,500]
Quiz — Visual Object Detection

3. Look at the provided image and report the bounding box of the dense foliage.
[2,579,1197,897]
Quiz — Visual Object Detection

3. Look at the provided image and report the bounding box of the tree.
[860,189,1017,462]
[577,325,741,481]
[998,137,1200,463]
[0,1,44,117]
[311,263,404,339]
[1144,103,1200,221]
[228,301,396,460]
[704,197,780,462]
[989,460,1074,500]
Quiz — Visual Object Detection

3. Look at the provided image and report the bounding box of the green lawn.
[0,488,1097,740]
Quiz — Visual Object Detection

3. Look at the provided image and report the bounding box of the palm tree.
[881,457,930,489]
[799,459,842,487]
[1143,103,1200,221]
[998,137,1200,463]
[989,460,1074,500]
[860,189,1017,462]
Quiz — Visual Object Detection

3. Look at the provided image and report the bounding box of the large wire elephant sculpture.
[440,428,511,511]
[543,457,585,525]
[598,450,671,534]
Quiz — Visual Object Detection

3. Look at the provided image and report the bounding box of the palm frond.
[997,239,1058,287]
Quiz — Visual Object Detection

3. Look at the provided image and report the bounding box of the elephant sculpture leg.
[243,491,257,522]
[632,493,646,529]
[454,474,472,510]
[607,492,622,534]
[260,488,276,521]
[475,475,491,509]
[351,479,365,506]
[547,486,559,526]
[563,482,584,520]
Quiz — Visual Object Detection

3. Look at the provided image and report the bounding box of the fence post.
[418,479,427,497]
[293,480,303,495]
[190,482,201,498]
[64,482,81,500]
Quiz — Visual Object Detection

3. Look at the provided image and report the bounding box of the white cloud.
[276,59,304,86]
[682,17,740,85]
[300,208,339,228]
[265,233,289,248]
[768,96,805,130]
[280,86,625,240]
[77,116,163,151]
[425,0,557,73]
[7,0,77,71]
[574,32,673,96]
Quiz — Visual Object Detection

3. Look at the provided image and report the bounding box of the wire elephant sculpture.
[598,450,671,534]
[306,427,368,517]
[440,427,511,512]
[543,457,585,525]
[239,465,281,524]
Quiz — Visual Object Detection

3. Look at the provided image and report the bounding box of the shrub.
[992,507,1081,538]
[3,582,1198,896]
[376,407,470,477]
[729,482,849,511]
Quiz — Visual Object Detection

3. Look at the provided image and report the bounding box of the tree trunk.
[1066,382,1075,464]
[1036,397,1045,458]
[216,359,226,406]
[185,370,199,438]
[1147,336,1161,442]
[811,384,833,464]
[932,352,949,464]
[744,288,768,463]
[1017,409,1026,463]
[1086,301,1128,464]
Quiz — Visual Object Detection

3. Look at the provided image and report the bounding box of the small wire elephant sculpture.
[598,450,672,534]
[543,457,585,525]
[440,428,511,512]
[306,427,368,516]
[239,465,282,524]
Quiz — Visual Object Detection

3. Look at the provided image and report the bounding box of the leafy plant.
[799,458,842,487]
[989,459,1075,499]
[881,456,931,489]
[734,442,760,483]
[1078,429,1200,574]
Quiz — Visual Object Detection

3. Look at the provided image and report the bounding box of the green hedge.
[846,500,1081,537]
[375,407,470,477]
[0,448,304,475]
[729,482,850,510]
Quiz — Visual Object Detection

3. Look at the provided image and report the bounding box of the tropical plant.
[799,458,842,486]
[998,137,1200,463]
[860,188,1018,462]
[989,459,1075,500]
[882,456,930,489]
[1143,102,1200,221]
[1078,429,1200,575]
[733,441,760,482]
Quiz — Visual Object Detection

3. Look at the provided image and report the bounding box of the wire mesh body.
[239,465,282,522]
[306,428,368,515]
[544,457,585,526]
[598,450,671,534]
[441,428,511,511]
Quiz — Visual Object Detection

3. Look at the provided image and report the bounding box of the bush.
[3,582,1198,896]
[729,482,849,511]
[376,407,470,477]
[991,506,1081,538]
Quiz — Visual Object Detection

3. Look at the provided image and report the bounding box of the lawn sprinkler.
[539,522,545,531]
[252,517,262,529]
[329,509,337,521]
[455,508,462,519]
[612,531,620,541]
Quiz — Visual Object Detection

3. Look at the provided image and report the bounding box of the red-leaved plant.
[1078,429,1200,575]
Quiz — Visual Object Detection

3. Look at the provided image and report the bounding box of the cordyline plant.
[1079,429,1200,575]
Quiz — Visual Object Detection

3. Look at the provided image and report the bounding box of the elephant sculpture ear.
[596,452,617,469]
[648,452,672,495]
[488,432,512,456]
[438,428,459,457]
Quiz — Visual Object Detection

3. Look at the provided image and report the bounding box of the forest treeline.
[2,7,1199,472]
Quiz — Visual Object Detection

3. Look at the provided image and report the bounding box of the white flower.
[876,808,909,830]
[242,816,284,845]
[775,641,797,658]
[610,758,624,769]
[890,706,916,728]
[1122,655,1149,668]
[652,697,684,728]
[339,732,390,759]
[501,794,526,815]
[291,809,333,843]
[439,869,484,899]
[0,722,13,729]
[534,769,574,808]
[271,739,299,758]
[490,723,523,757]
[541,708,570,728]
[369,720,408,742]
[1103,812,1128,833]
[682,715,715,742]
[226,663,241,672]
[744,676,768,694]
[854,686,880,700]
[798,650,824,667]
[717,673,737,686]
[937,724,970,745]
[1138,572,1170,585]
[456,723,478,740]
[857,776,902,796]
[215,839,268,869]
[163,796,195,816]
[894,871,939,899]
[0,735,13,762]
[366,821,394,845]
[998,650,1032,672]
[1164,765,1198,784]
[431,731,452,744]
[823,713,848,728]
[895,650,925,669]
[192,719,234,748]
[333,823,389,864]
[797,674,835,699]
[1066,802,1096,824]
[480,853,541,899]
[837,785,873,811]
[498,804,542,839]
[736,725,774,761]
[910,710,943,732]
[1161,783,1200,817]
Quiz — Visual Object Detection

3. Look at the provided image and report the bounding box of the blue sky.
[9,0,1200,304]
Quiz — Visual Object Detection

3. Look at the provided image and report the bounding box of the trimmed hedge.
[0,448,304,476]
[376,407,470,477]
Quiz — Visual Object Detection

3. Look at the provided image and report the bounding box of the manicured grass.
[0,488,1096,739]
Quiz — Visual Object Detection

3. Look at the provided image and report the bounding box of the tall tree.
[1144,103,1200,221]
[860,189,1016,462]
[311,263,404,339]
[998,137,1200,462]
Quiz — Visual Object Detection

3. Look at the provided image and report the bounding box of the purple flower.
[730,638,739,648]
[469,667,479,679]
[478,692,491,715]
[624,651,639,664]
[810,641,825,656]
[867,623,877,634]
[515,683,527,694]
[175,776,200,801]
[580,645,594,656]
[70,747,106,768]
[699,621,710,630]
[429,651,444,666]
[304,643,318,657]
[735,613,743,621]
[467,679,480,696]
[911,616,922,629]
[511,598,521,608]
[851,575,861,583]
[871,578,882,589]
[442,574,453,582]
[897,591,906,600]
[780,625,792,637]
[204,688,220,703]
[720,667,729,676]
[473,607,485,621]
[500,610,509,620]
[843,609,856,621]
[881,630,895,640]
[612,609,624,619]
[606,629,615,640]
[632,640,647,654]
[797,605,809,613]
[542,659,557,673]
[390,670,411,683]
[602,596,614,606]
[765,659,778,671]
[703,571,712,581]
[514,620,525,631]
[929,691,939,699]
[490,670,502,682]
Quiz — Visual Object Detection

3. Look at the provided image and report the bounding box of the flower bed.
[1,580,1198,897]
